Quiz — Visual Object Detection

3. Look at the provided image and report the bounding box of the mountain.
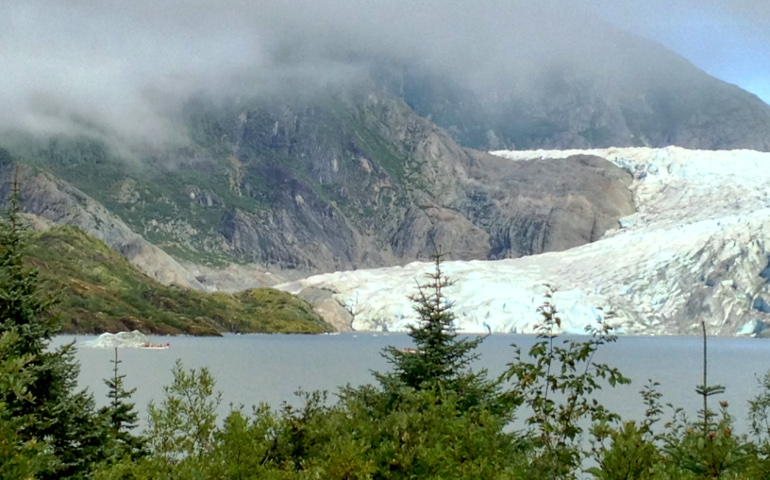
[1,17,770,337]
[27,226,331,335]
[381,30,770,152]
[279,147,770,336]
[0,89,635,279]
[0,156,205,288]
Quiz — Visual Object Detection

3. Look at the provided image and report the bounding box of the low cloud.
[2,0,766,150]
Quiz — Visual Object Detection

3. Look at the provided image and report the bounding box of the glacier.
[277,147,770,336]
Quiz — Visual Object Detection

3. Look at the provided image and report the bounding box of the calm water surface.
[54,333,770,432]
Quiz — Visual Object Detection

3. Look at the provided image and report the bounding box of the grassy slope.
[27,226,331,335]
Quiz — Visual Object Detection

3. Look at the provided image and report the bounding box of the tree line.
[4,178,770,479]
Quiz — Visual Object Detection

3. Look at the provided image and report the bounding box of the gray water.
[56,333,770,433]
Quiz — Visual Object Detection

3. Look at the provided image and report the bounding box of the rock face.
[6,24,770,284]
[2,13,770,291]
[2,15,769,334]
[278,147,770,337]
[186,92,635,273]
[460,151,634,257]
[0,160,203,289]
[1,91,633,281]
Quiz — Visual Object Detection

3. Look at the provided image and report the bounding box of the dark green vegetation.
[89,256,770,479]
[27,225,330,335]
[0,182,113,479]
[0,234,770,480]
[7,191,770,479]
[374,255,498,413]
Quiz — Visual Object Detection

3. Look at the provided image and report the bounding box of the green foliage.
[501,286,630,478]
[743,371,770,479]
[588,420,662,480]
[586,382,666,479]
[82,284,770,480]
[0,179,59,355]
[146,360,222,465]
[663,404,754,479]
[331,386,527,479]
[235,288,332,333]
[98,381,528,480]
[96,361,223,479]
[208,405,284,479]
[748,370,770,445]
[0,330,54,479]
[14,217,770,479]
[660,323,755,479]
[0,178,111,478]
[100,347,145,461]
[94,256,528,479]
[25,225,330,335]
[376,252,497,411]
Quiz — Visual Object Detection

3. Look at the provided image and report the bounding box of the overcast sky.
[2,0,768,147]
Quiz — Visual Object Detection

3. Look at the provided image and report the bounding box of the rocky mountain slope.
[0,152,209,287]
[0,18,768,313]
[0,90,634,279]
[3,14,770,283]
[384,31,770,152]
[279,147,770,336]
[2,6,769,336]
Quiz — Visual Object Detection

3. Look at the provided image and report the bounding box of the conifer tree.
[376,252,497,410]
[0,174,58,357]
[0,330,52,478]
[0,171,109,478]
[101,347,144,459]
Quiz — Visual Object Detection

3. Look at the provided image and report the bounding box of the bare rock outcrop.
[195,90,635,275]
[0,162,202,289]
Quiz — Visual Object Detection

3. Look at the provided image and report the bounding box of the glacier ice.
[278,147,770,336]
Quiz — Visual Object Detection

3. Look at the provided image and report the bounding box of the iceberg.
[82,331,169,349]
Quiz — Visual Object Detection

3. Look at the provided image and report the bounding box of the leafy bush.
[501,287,629,478]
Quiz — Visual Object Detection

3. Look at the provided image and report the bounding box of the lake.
[56,333,770,433]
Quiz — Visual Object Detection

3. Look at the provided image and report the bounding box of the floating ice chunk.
[82,331,164,349]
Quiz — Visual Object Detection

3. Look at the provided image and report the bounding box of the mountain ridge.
[0,89,636,281]
[386,40,770,152]
[2,5,769,336]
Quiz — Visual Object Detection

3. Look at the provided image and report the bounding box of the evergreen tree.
[0,172,109,478]
[100,347,144,459]
[375,252,497,410]
[0,330,53,479]
[0,173,59,361]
